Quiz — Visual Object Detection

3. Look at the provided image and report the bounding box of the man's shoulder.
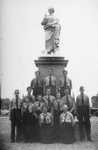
[67,77,71,81]
[76,95,80,100]
[40,112,43,116]
[52,76,56,79]
[84,94,89,99]
[69,95,74,99]
[31,78,36,82]
[34,101,38,105]
[47,112,52,116]
[11,98,15,102]
[43,95,47,99]
[60,77,64,80]
[31,95,35,99]
[67,111,73,116]
[62,96,66,100]
[45,76,49,79]
[50,95,55,98]
[50,95,55,99]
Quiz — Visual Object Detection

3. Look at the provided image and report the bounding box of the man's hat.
[79,86,85,91]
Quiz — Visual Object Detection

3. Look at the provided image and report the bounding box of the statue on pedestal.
[41,7,61,55]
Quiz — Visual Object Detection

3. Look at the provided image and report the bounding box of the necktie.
[36,78,39,87]
[16,97,18,110]
[66,96,70,110]
[64,113,68,122]
[49,76,51,86]
[44,114,46,123]
[58,101,60,112]
[64,77,67,88]
[81,95,84,106]
[48,96,51,108]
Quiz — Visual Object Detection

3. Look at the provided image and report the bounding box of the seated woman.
[39,106,53,144]
[60,104,75,144]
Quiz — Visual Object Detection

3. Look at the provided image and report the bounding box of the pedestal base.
[34,56,68,88]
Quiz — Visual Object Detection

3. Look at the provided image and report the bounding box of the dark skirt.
[60,122,74,144]
[53,110,61,142]
[34,110,42,141]
[22,111,34,142]
[40,123,52,144]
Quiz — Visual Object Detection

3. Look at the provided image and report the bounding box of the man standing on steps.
[43,88,55,113]
[30,71,44,98]
[44,69,57,97]
[76,86,93,142]
[62,88,76,142]
[62,89,75,117]
[59,70,72,97]
[9,89,22,143]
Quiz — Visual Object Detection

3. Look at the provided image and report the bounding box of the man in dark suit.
[9,89,22,142]
[76,86,93,142]
[30,71,44,98]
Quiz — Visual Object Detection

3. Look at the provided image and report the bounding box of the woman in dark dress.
[22,96,35,142]
[60,104,75,144]
[39,106,53,144]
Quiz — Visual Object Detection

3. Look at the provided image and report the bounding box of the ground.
[0,116,98,150]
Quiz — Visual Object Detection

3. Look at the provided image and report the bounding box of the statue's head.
[48,7,55,14]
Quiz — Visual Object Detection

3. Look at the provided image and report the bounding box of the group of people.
[9,69,93,144]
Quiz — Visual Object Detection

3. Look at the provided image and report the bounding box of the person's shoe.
[80,137,84,142]
[73,137,77,142]
[88,138,93,142]
[10,140,15,143]
[16,139,21,142]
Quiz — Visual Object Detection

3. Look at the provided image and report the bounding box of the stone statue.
[41,7,61,55]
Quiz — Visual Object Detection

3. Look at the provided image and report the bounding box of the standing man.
[62,88,76,142]
[43,88,55,113]
[0,97,2,115]
[62,89,75,117]
[44,69,57,97]
[30,71,44,98]
[9,89,22,142]
[59,70,72,97]
[76,86,93,142]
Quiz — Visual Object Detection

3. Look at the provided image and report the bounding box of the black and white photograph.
[0,0,98,150]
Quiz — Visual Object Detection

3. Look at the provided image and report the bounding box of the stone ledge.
[34,56,68,67]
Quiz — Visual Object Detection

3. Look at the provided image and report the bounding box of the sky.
[1,0,98,101]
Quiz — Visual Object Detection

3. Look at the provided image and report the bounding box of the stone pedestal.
[34,56,68,88]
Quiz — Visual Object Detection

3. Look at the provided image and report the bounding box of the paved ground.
[0,116,98,150]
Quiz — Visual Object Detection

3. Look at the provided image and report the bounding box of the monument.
[34,7,86,141]
[34,7,68,89]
